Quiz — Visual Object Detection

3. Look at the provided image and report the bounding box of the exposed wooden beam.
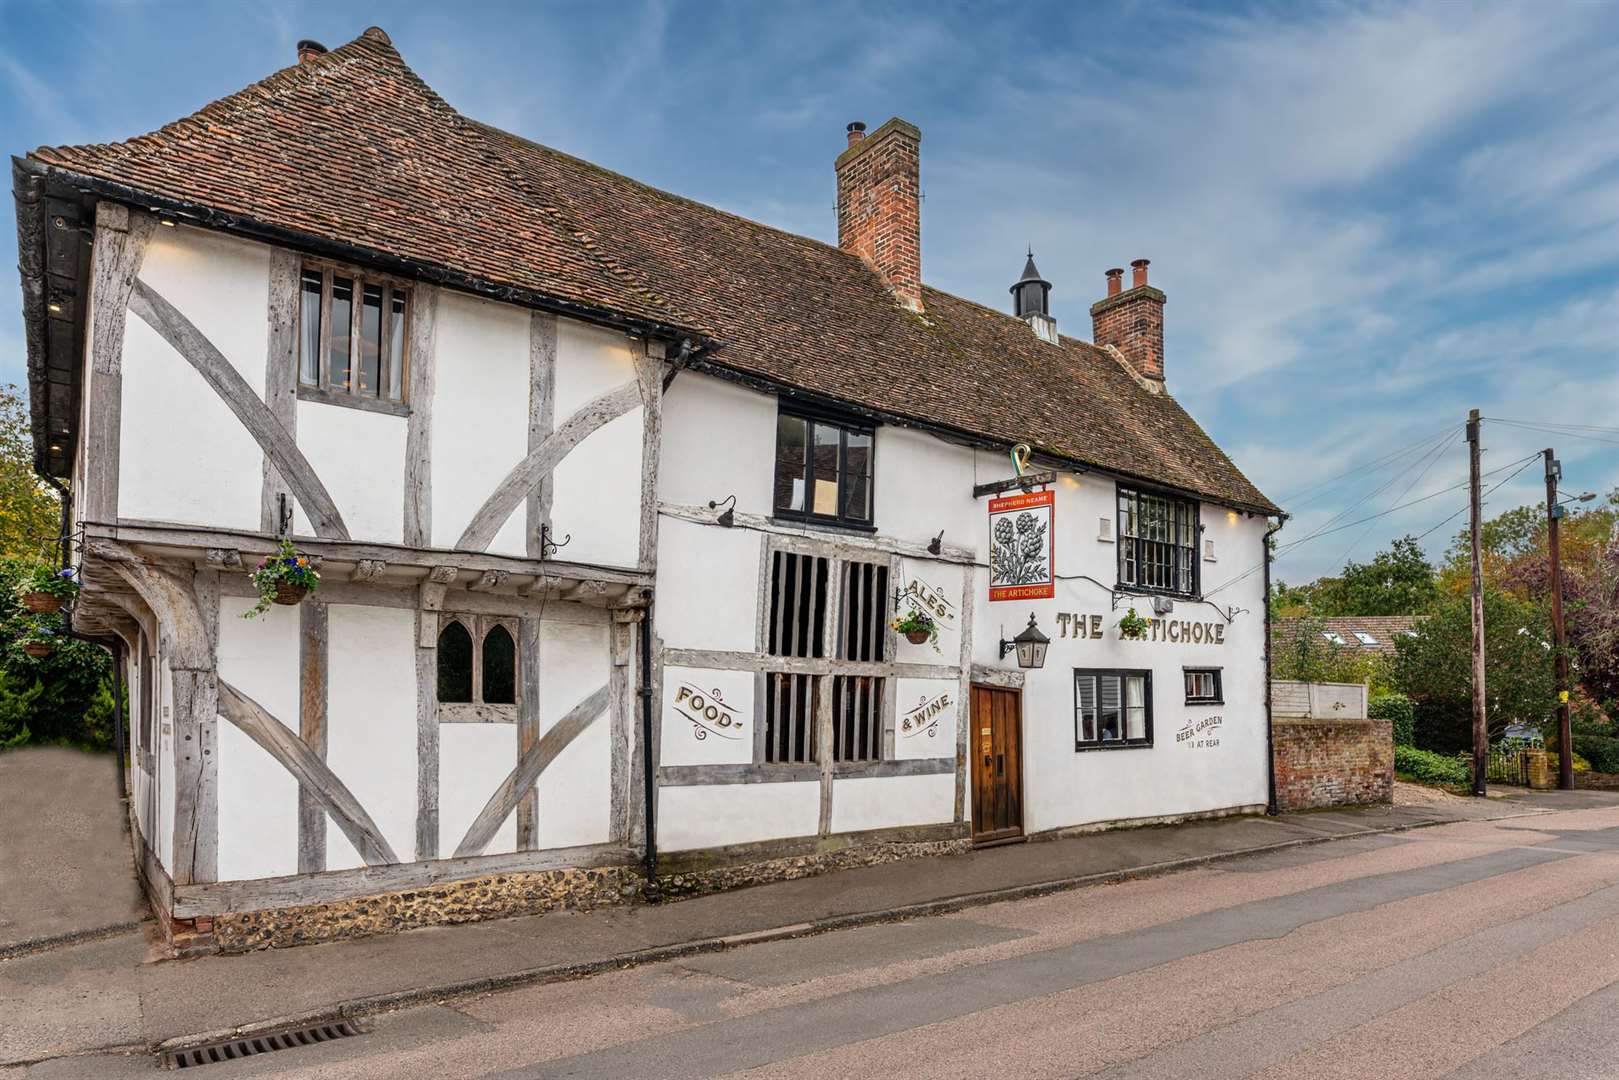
[456,380,642,552]
[218,681,399,866]
[453,684,609,857]
[127,279,351,540]
[81,204,157,525]
[261,248,300,533]
[298,601,328,874]
[526,313,557,557]
[403,285,439,547]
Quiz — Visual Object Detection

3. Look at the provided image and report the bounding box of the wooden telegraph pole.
[1468,410,1488,796]
[1545,449,1573,790]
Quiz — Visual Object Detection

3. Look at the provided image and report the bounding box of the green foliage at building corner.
[0,556,116,750]
[1370,693,1415,746]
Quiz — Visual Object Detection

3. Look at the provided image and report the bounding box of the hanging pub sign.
[989,488,1055,601]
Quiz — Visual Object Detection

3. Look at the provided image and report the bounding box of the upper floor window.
[298,264,410,412]
[436,616,519,708]
[773,409,874,528]
[1117,486,1199,597]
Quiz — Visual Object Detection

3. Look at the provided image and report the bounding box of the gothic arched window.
[436,621,474,703]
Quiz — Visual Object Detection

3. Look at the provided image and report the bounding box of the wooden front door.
[971,685,1024,843]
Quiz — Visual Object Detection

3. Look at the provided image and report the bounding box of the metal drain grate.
[163,1021,361,1069]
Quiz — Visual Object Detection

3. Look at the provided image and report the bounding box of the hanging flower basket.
[890,607,940,651]
[17,619,58,659]
[21,641,52,658]
[244,538,321,619]
[21,592,62,615]
[16,565,78,614]
[1117,607,1150,640]
[273,582,310,606]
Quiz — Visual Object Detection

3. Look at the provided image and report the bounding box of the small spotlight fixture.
[707,494,737,528]
[927,530,943,556]
[999,613,1050,670]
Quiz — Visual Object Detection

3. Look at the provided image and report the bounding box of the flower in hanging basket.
[890,607,940,650]
[244,538,320,618]
[16,564,78,614]
[1117,607,1150,640]
[17,620,57,658]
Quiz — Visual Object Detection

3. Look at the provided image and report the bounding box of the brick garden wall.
[1273,717,1394,811]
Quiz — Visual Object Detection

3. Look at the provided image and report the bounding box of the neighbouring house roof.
[1273,615,1426,658]
[17,27,1277,514]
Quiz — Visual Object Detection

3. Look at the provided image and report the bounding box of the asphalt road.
[31,803,1619,1079]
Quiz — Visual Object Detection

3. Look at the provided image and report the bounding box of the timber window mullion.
[318,268,333,391]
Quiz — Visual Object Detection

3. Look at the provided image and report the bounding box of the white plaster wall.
[535,617,613,849]
[549,320,643,568]
[658,372,776,515]
[439,724,518,857]
[660,666,754,766]
[653,518,760,652]
[830,774,954,834]
[120,226,267,529]
[214,597,300,881]
[324,605,418,869]
[551,409,642,568]
[893,677,958,761]
[293,402,406,544]
[658,782,821,852]
[871,426,983,550]
[892,560,965,666]
[430,291,531,556]
[972,482,1272,833]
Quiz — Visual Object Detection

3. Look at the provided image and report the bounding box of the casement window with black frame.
[1117,485,1200,597]
[1184,667,1223,705]
[1075,669,1152,750]
[773,408,874,529]
[297,262,411,414]
[761,547,891,765]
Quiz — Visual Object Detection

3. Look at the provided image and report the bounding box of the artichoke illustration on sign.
[988,489,1055,601]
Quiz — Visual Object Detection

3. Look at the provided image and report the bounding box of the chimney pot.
[846,121,867,147]
[297,39,327,64]
[1092,259,1165,384]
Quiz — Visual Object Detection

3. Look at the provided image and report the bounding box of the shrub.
[1413,698,1472,756]
[1573,734,1619,775]
[0,557,114,750]
[1395,744,1471,787]
[1370,693,1415,746]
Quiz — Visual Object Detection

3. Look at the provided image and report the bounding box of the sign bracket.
[972,471,1056,500]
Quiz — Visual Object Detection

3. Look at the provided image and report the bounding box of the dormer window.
[297,262,410,414]
[773,407,874,529]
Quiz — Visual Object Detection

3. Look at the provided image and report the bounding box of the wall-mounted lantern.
[1000,613,1050,669]
[707,494,737,528]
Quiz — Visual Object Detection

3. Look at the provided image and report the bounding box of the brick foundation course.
[1273,717,1393,811]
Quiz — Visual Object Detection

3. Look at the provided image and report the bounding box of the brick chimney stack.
[1091,258,1166,385]
[836,118,923,313]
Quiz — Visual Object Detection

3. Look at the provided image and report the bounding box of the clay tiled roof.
[1273,616,1426,658]
[26,28,1276,513]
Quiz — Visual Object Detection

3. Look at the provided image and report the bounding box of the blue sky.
[3,0,1616,585]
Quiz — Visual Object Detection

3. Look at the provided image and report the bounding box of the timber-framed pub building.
[13,28,1282,951]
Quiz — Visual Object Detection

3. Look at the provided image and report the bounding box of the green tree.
[1393,590,1558,753]
[0,557,113,748]
[0,385,61,560]
[1311,536,1439,617]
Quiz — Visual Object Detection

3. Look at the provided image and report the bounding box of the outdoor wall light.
[708,494,737,528]
[927,529,944,556]
[1000,613,1050,669]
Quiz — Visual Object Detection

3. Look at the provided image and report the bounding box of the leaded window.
[1117,486,1199,597]
[297,263,410,410]
[436,616,520,708]
[1075,669,1152,749]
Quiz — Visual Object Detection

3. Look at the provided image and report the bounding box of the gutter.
[1263,514,1288,816]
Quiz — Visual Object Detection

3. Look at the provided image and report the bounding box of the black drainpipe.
[43,475,128,800]
[1263,515,1286,816]
[639,595,660,898]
